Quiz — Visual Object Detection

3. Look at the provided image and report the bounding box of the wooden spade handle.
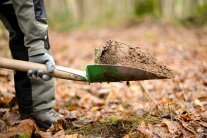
[0,57,85,81]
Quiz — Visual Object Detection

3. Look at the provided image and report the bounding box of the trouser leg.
[0,2,55,113]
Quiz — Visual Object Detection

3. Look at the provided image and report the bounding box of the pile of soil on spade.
[95,40,175,79]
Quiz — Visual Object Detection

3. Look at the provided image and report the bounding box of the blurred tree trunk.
[75,0,85,22]
[45,0,68,12]
[160,0,205,22]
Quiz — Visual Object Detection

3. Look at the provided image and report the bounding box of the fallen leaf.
[180,113,192,122]
[194,99,204,108]
[0,119,35,138]
[201,111,207,121]
[122,134,131,138]
[65,134,84,138]
[35,131,52,138]
[177,118,197,135]
[162,119,179,134]
[52,130,65,138]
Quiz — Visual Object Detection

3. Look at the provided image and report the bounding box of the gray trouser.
[0,0,55,113]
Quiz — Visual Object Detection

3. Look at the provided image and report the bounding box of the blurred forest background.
[44,0,207,31]
[0,0,207,32]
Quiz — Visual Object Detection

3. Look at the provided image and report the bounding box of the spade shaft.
[0,57,87,81]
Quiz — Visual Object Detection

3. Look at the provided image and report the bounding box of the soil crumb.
[95,40,175,79]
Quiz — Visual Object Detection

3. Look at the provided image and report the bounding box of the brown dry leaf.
[180,113,192,122]
[78,93,104,109]
[47,119,64,134]
[0,119,35,138]
[2,110,21,126]
[194,99,204,109]
[0,96,13,106]
[147,123,171,137]
[197,121,207,128]
[122,134,131,138]
[67,105,78,111]
[137,122,153,137]
[35,131,53,138]
[203,80,207,87]
[162,119,179,134]
[97,88,110,98]
[65,134,84,138]
[0,120,7,133]
[177,118,197,135]
[0,109,6,118]
[105,89,118,105]
[201,111,207,121]
[52,130,65,138]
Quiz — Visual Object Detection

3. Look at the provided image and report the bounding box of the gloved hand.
[28,53,55,81]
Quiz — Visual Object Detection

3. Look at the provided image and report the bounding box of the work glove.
[28,53,55,81]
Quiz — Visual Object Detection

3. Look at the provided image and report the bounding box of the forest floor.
[0,23,207,138]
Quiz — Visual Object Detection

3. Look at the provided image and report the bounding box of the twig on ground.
[137,82,156,104]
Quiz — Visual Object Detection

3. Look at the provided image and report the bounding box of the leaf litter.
[0,23,207,137]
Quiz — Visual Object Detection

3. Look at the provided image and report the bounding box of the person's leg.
[0,1,57,128]
[0,1,33,113]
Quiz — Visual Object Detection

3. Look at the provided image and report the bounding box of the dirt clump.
[95,40,175,78]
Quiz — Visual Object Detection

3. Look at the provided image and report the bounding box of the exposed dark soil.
[95,40,175,78]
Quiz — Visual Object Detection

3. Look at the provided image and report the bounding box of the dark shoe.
[20,108,63,129]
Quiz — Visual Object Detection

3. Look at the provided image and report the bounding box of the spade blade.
[86,64,168,83]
